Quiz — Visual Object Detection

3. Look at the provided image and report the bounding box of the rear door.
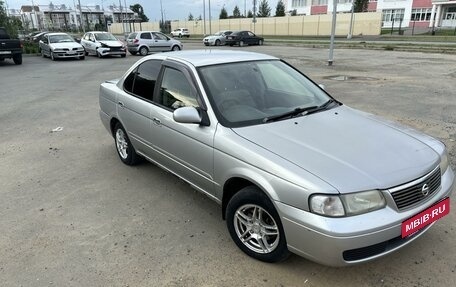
[116,59,162,158]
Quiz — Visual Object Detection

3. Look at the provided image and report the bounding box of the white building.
[15,3,136,31]
[287,0,456,28]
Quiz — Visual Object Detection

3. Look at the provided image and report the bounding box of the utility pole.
[78,0,84,33]
[347,3,354,39]
[253,0,257,32]
[208,0,211,34]
[244,0,246,17]
[160,0,164,33]
[328,0,337,66]
[203,0,206,35]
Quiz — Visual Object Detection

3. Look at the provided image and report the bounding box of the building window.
[311,0,328,5]
[382,9,405,22]
[292,0,307,8]
[411,8,432,21]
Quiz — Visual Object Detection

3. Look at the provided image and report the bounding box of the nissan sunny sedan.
[99,50,454,266]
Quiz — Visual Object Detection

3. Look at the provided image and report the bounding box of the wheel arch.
[109,117,121,138]
[221,175,278,220]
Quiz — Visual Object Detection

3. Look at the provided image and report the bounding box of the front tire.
[114,123,140,166]
[215,39,221,46]
[239,40,244,47]
[51,52,56,61]
[171,45,180,51]
[226,186,289,263]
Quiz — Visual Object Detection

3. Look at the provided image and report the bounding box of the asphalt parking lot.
[1,43,455,287]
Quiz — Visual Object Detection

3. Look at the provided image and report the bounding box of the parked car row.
[203,30,264,47]
[36,30,185,61]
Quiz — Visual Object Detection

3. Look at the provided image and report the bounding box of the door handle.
[118,101,125,108]
[152,118,161,125]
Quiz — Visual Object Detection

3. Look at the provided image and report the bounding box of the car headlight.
[440,149,449,173]
[310,195,345,217]
[100,43,108,48]
[310,190,386,217]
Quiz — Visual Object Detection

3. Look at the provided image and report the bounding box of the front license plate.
[401,198,450,238]
[0,51,11,54]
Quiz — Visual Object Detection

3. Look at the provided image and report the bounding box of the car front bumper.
[98,47,126,56]
[276,166,455,266]
[53,50,84,58]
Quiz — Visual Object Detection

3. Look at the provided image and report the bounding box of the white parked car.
[203,30,233,46]
[80,31,126,58]
[39,32,85,60]
[170,28,190,38]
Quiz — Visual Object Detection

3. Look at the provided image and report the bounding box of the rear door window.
[124,60,162,101]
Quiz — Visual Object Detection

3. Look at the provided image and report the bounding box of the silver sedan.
[203,30,232,46]
[99,50,454,266]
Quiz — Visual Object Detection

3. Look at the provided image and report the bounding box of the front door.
[148,62,216,195]
[151,32,171,52]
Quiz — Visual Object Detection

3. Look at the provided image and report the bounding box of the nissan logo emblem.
[421,183,430,197]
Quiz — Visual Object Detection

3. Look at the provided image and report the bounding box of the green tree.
[275,1,286,17]
[353,0,369,12]
[257,0,271,17]
[130,3,149,22]
[188,13,194,21]
[247,10,253,18]
[233,6,241,18]
[219,7,228,19]
[0,1,22,37]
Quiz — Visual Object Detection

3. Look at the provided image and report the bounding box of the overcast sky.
[5,0,282,21]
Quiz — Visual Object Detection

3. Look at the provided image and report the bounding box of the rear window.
[128,33,137,39]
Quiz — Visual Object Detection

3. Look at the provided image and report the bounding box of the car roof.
[47,32,69,36]
[147,50,277,67]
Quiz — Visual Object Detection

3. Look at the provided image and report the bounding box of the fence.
[109,12,382,36]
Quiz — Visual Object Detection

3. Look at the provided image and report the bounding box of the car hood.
[204,35,218,40]
[50,42,82,49]
[99,40,123,47]
[232,105,440,193]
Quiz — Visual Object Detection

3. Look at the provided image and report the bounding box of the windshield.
[94,33,117,41]
[198,60,332,127]
[49,34,74,43]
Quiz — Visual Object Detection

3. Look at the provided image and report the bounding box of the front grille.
[109,47,122,51]
[391,167,441,210]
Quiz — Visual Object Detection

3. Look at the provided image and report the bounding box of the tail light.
[133,39,139,44]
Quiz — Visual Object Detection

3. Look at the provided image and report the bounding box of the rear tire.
[139,46,148,56]
[239,40,244,47]
[114,123,141,166]
[258,39,264,46]
[13,54,22,65]
[226,186,289,263]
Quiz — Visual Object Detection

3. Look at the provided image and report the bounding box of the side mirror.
[173,107,202,124]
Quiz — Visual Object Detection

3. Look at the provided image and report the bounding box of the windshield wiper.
[263,106,318,123]
[263,99,339,123]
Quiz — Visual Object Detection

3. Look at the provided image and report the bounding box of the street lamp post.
[208,0,211,34]
[347,2,354,39]
[328,0,337,66]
